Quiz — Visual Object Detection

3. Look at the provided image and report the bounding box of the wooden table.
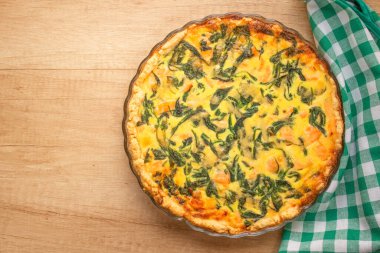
[1,1,379,252]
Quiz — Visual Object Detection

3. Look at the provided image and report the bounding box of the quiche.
[124,14,344,235]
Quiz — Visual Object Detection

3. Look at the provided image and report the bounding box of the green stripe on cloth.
[279,0,380,252]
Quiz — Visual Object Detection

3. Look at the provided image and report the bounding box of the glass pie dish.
[122,13,344,237]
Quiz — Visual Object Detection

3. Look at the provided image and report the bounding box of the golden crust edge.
[124,14,345,235]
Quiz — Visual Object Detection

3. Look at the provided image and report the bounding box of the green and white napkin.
[280,0,380,252]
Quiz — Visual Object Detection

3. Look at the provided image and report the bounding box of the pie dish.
[123,13,344,236]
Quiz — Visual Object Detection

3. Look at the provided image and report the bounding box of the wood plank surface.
[0,1,379,253]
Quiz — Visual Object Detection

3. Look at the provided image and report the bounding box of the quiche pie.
[124,14,344,235]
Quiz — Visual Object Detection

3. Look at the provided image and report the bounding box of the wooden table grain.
[0,1,379,252]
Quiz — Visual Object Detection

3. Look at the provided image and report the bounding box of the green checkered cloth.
[279,0,380,252]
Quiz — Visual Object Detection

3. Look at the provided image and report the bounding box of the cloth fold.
[279,0,380,252]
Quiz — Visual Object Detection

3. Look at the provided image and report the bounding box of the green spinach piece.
[172,98,190,117]
[210,86,233,110]
[171,106,204,135]
[225,190,237,205]
[200,133,218,156]
[192,167,210,187]
[144,148,152,163]
[138,95,155,125]
[167,147,185,167]
[200,39,211,51]
[309,106,327,136]
[167,76,184,88]
[163,174,177,195]
[267,118,293,136]
[152,149,167,160]
[228,156,245,182]
[241,210,263,219]
[181,62,205,80]
[206,181,218,197]
[180,137,193,148]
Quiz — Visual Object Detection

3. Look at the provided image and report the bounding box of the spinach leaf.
[297,86,314,105]
[212,26,253,82]
[163,174,177,195]
[191,130,200,148]
[228,156,245,182]
[206,181,218,197]
[201,133,218,156]
[287,171,301,182]
[286,190,303,199]
[168,147,185,167]
[157,112,169,130]
[150,72,160,98]
[225,190,237,205]
[171,106,204,135]
[241,211,263,219]
[197,82,205,91]
[178,179,192,196]
[192,167,210,187]
[243,102,260,117]
[251,127,262,159]
[209,24,228,44]
[260,88,277,103]
[213,109,227,121]
[181,62,205,80]
[213,43,253,82]
[297,86,326,105]
[259,197,269,216]
[167,76,184,88]
[258,41,267,59]
[239,94,253,106]
[211,46,222,64]
[221,134,235,155]
[191,152,202,163]
[233,25,250,37]
[271,193,283,211]
[209,32,222,43]
[203,115,224,133]
[138,95,155,125]
[210,86,233,110]
[152,149,167,160]
[244,220,252,227]
[203,116,218,132]
[232,110,258,136]
[152,72,161,85]
[180,41,204,61]
[238,172,302,220]
[172,98,190,117]
[235,71,257,83]
[235,41,253,65]
[278,168,300,183]
[263,50,305,100]
[144,148,152,163]
[278,148,294,169]
[189,167,219,197]
[182,89,190,102]
[200,39,211,51]
[267,118,293,135]
[275,179,292,192]
[220,24,228,37]
[169,43,186,66]
[181,137,193,148]
[169,40,206,79]
[309,106,327,136]
[299,137,308,155]
[228,93,253,109]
